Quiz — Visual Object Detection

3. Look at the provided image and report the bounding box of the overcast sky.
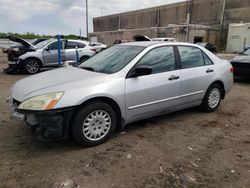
[0,0,185,36]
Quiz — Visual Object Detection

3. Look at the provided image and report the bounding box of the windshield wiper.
[81,66,98,72]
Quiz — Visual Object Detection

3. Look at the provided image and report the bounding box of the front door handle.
[169,75,180,81]
[206,69,214,73]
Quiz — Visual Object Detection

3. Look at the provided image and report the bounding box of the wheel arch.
[22,57,43,67]
[70,96,124,130]
[210,80,225,99]
[79,55,90,63]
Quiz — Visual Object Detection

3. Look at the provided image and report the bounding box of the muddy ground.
[0,52,250,188]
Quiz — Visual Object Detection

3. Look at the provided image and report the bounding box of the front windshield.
[243,49,250,55]
[35,39,54,49]
[80,45,145,74]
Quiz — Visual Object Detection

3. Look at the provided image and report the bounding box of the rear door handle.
[206,69,214,73]
[169,75,180,81]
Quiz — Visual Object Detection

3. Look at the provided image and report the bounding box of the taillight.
[90,48,96,52]
[230,67,234,74]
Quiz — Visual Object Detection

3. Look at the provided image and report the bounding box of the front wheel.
[23,58,41,74]
[200,83,222,112]
[71,101,117,146]
[80,56,90,64]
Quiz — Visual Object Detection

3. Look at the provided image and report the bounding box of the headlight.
[18,92,64,111]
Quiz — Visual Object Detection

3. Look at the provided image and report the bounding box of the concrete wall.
[93,1,189,32]
[191,0,223,25]
[91,0,250,50]
[90,26,217,47]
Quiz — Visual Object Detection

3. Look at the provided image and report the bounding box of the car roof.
[67,40,89,44]
[119,41,201,47]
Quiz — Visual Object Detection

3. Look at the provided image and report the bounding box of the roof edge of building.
[93,0,191,20]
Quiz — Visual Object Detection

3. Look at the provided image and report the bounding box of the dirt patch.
[0,52,250,188]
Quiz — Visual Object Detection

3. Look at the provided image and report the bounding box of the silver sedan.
[7,42,233,146]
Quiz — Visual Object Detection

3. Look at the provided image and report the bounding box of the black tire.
[71,101,117,146]
[200,83,222,112]
[80,56,89,64]
[23,58,41,74]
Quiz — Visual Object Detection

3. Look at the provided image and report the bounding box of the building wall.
[93,2,189,32]
[190,0,223,25]
[91,0,250,50]
[90,26,217,47]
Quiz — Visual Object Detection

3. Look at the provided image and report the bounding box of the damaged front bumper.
[3,61,22,74]
[20,108,75,141]
[7,97,75,141]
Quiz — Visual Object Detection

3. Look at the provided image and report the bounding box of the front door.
[43,41,66,66]
[125,46,181,122]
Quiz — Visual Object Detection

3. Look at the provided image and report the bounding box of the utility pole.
[85,0,89,41]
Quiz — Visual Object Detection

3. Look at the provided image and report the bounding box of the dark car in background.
[196,42,217,54]
[2,36,46,62]
[231,49,250,78]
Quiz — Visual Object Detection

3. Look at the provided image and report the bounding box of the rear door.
[177,46,215,106]
[125,45,181,122]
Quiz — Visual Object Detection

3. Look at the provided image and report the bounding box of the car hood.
[8,36,36,50]
[232,55,250,63]
[11,66,109,101]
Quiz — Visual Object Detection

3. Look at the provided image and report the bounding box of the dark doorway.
[194,36,203,43]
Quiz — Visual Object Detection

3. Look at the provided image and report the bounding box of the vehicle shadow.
[121,107,200,134]
[17,107,200,154]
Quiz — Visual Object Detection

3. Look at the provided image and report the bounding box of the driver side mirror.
[130,66,152,78]
[44,46,50,51]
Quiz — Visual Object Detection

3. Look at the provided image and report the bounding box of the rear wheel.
[80,56,90,64]
[200,83,222,112]
[23,58,41,74]
[71,101,117,146]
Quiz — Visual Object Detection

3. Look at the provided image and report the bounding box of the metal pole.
[86,0,89,41]
[57,35,61,65]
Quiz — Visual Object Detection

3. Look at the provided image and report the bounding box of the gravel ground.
[0,52,250,188]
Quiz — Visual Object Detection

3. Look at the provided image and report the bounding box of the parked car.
[151,38,177,42]
[133,35,177,42]
[231,49,250,77]
[243,45,250,52]
[5,39,96,74]
[89,42,107,52]
[196,42,217,54]
[2,36,47,62]
[7,42,233,146]
[133,35,151,41]
[113,39,133,44]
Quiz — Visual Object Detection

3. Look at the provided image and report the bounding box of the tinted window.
[178,46,204,68]
[66,41,85,49]
[135,46,176,74]
[203,53,213,65]
[48,41,65,50]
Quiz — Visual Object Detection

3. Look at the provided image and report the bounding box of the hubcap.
[208,88,221,108]
[26,61,39,73]
[82,110,111,141]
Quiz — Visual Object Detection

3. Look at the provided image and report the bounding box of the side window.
[48,41,65,50]
[203,53,214,65]
[178,46,204,69]
[78,43,86,48]
[135,46,176,74]
[66,41,81,49]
